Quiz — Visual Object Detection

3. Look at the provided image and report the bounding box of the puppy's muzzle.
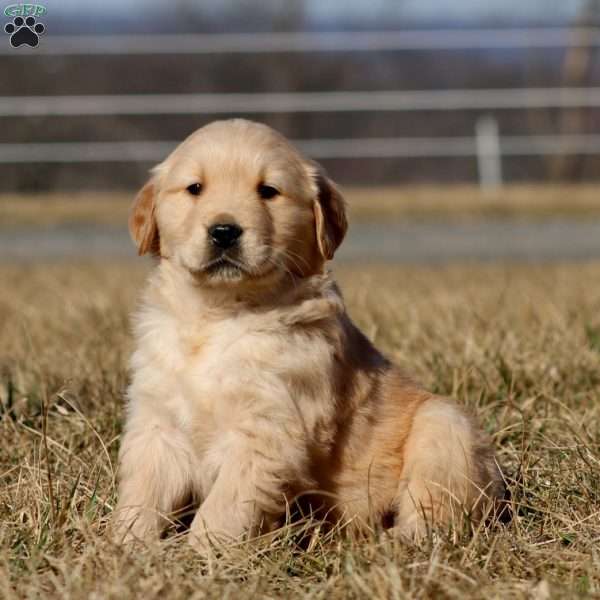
[208,223,243,250]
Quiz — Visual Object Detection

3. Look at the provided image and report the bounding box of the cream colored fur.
[113,119,504,551]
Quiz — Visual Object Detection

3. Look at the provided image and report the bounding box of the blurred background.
[2,0,600,262]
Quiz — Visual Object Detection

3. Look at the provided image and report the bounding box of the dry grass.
[1,261,599,598]
[346,184,600,222]
[0,194,131,229]
[3,184,600,228]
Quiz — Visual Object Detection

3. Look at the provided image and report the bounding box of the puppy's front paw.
[389,519,431,544]
[188,525,231,556]
[111,505,159,546]
[188,528,212,555]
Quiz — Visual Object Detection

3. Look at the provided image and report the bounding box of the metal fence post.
[476,115,503,191]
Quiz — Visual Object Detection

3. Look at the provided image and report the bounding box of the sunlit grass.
[1,261,599,598]
[2,184,600,229]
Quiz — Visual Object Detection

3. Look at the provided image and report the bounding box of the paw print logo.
[4,15,45,48]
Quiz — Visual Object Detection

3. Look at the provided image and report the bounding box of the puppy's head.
[129,119,347,289]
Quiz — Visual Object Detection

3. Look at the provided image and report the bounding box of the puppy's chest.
[157,314,333,425]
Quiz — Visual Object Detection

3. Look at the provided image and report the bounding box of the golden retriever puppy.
[113,119,504,550]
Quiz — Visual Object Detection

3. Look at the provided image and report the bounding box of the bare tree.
[551,0,600,180]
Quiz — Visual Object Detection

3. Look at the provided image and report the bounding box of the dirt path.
[3,219,600,263]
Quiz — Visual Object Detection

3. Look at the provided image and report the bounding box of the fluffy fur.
[113,119,504,550]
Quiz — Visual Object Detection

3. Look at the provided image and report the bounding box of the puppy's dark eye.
[257,183,280,200]
[186,183,203,196]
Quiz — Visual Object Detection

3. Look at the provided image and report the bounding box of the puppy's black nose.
[208,223,243,249]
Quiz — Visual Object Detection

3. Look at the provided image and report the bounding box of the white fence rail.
[1,87,599,116]
[2,133,600,163]
[2,28,600,55]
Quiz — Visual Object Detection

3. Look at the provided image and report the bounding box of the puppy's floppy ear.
[310,166,348,260]
[129,178,160,256]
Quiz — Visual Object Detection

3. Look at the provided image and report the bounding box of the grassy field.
[2,183,600,228]
[1,261,599,598]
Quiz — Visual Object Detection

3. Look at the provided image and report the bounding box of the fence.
[2,28,600,188]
